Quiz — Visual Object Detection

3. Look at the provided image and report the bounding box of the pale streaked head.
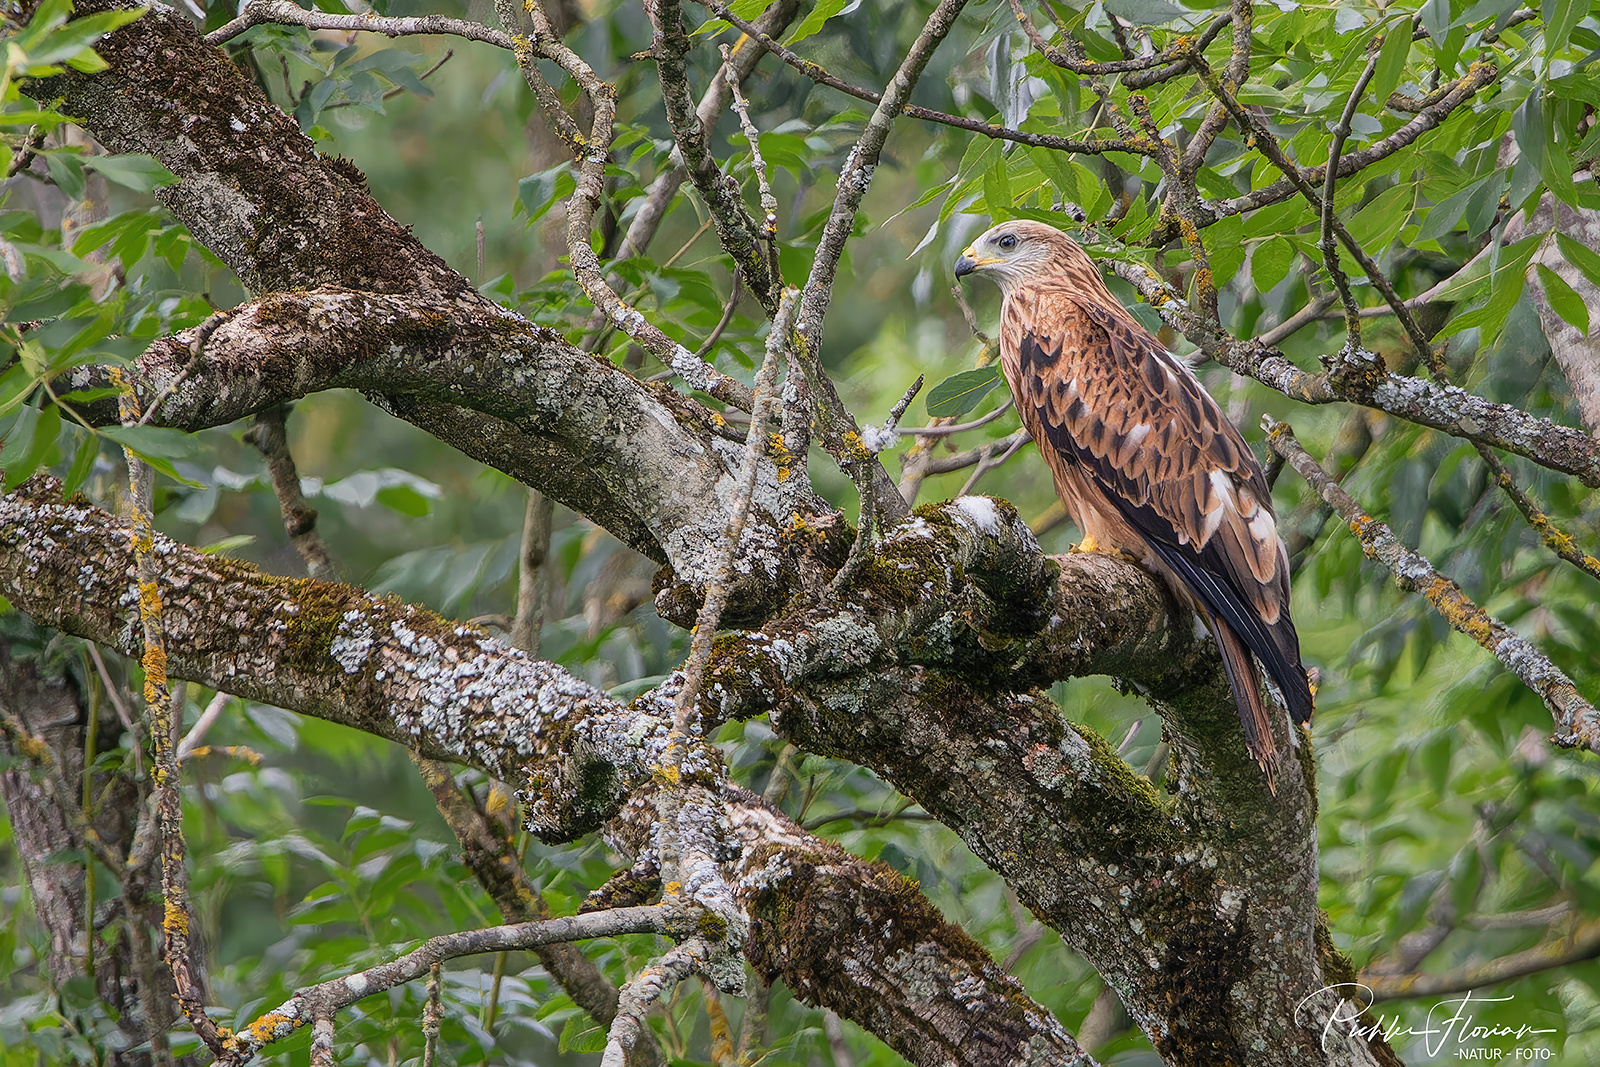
[954,219,1102,299]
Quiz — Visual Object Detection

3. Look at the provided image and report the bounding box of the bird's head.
[954,220,1095,297]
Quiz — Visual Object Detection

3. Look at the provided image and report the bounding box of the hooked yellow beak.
[954,245,986,277]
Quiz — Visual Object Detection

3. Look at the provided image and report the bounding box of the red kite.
[956,220,1313,789]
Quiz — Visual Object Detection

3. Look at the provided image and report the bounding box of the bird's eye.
[997,233,1018,250]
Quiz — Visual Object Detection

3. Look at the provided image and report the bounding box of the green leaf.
[1103,0,1188,25]
[1535,263,1589,335]
[558,1015,608,1055]
[1556,232,1600,290]
[1370,20,1412,108]
[784,0,855,46]
[98,424,203,487]
[82,154,178,192]
[982,147,1013,218]
[1251,237,1293,294]
[376,484,431,517]
[62,428,98,496]
[45,152,85,201]
[1437,233,1540,341]
[1544,0,1584,63]
[1416,174,1494,244]
[3,404,60,490]
[925,365,1003,418]
[1031,147,1079,205]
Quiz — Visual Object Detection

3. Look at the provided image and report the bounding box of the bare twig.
[673,289,796,730]
[1264,416,1599,752]
[511,489,554,653]
[614,1,801,266]
[546,16,756,411]
[1320,50,1383,347]
[922,429,1033,476]
[207,0,514,48]
[958,430,1028,495]
[86,642,142,776]
[1363,915,1600,1001]
[323,49,454,111]
[691,271,743,362]
[650,0,781,313]
[177,690,230,762]
[700,0,1149,157]
[1476,448,1600,585]
[219,907,672,1064]
[860,375,925,454]
[720,43,779,277]
[245,406,339,581]
[903,397,1013,438]
[792,0,969,532]
[1204,63,1499,231]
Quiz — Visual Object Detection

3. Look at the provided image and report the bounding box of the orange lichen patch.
[164,900,190,936]
[241,1009,303,1044]
[1422,576,1496,646]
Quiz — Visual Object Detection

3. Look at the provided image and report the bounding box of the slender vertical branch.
[111,368,223,1056]
[246,405,338,581]
[421,964,442,1067]
[649,0,781,313]
[791,0,969,531]
[511,489,554,653]
[1321,50,1382,346]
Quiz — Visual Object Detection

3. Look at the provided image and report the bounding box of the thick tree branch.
[68,289,826,597]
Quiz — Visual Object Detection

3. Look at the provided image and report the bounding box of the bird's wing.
[1010,289,1313,726]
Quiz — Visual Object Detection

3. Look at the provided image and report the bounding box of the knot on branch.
[1322,340,1386,399]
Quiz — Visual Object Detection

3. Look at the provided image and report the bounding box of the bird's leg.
[1069,534,1143,566]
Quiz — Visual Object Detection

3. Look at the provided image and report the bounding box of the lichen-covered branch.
[206,0,515,48]
[649,0,783,314]
[1110,269,1600,488]
[221,906,671,1065]
[1264,418,1599,750]
[71,289,825,594]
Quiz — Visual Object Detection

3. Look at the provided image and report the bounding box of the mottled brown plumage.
[955,220,1313,790]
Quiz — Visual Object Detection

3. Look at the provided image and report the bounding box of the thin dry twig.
[700,0,1148,157]
[245,405,339,581]
[220,907,671,1064]
[177,690,230,762]
[1363,914,1600,1001]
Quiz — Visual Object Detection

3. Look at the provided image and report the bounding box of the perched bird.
[955,220,1313,789]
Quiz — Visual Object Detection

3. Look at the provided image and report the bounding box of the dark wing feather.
[1011,293,1313,727]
